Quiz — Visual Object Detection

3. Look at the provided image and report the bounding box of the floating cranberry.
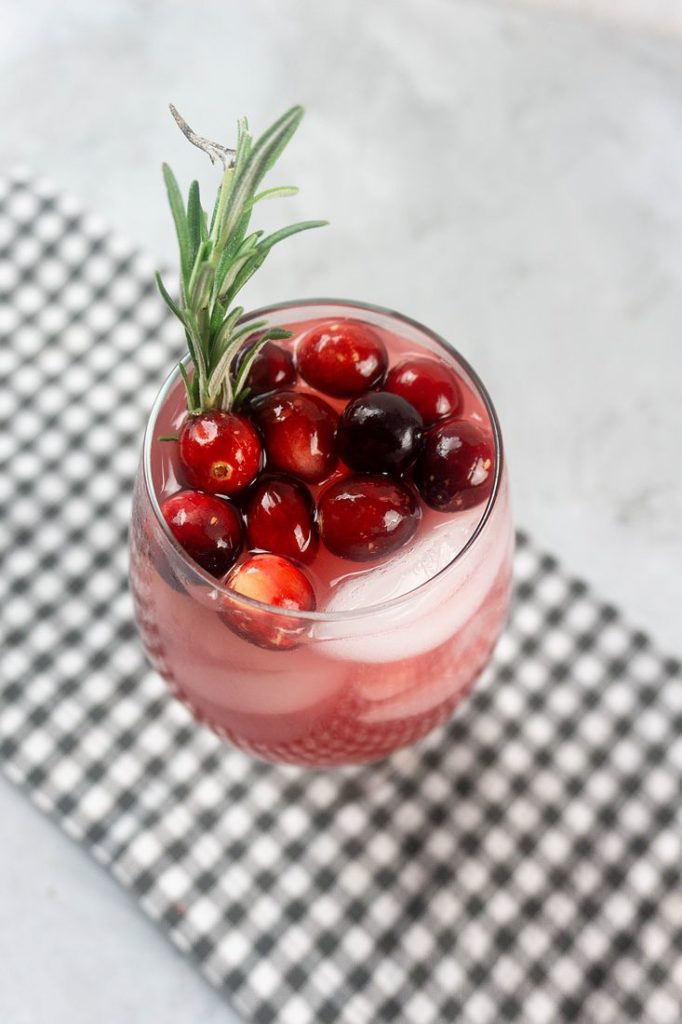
[234,339,297,395]
[179,411,262,495]
[318,475,420,562]
[161,490,243,576]
[336,392,423,475]
[222,553,316,650]
[414,419,495,512]
[250,390,338,483]
[245,475,318,564]
[297,320,388,397]
[385,355,463,426]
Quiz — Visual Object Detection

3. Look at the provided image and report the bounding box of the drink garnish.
[156,105,326,415]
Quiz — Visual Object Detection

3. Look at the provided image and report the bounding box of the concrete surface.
[1,1,681,1021]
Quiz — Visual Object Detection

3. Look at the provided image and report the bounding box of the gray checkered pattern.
[2,170,682,1024]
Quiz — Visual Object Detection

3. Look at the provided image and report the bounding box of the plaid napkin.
[2,169,682,1024]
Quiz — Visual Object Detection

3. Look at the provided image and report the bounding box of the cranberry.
[179,411,262,495]
[336,392,423,475]
[245,475,318,564]
[297,320,388,397]
[318,474,420,562]
[414,419,495,512]
[250,390,338,483]
[161,490,243,576]
[385,355,463,426]
[234,339,296,395]
[222,553,316,650]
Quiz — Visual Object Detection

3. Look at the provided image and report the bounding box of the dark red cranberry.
[385,355,463,426]
[161,490,243,576]
[250,390,338,483]
[297,320,388,397]
[336,392,423,475]
[222,553,316,650]
[179,411,262,495]
[245,475,318,564]
[318,474,420,562]
[234,339,297,395]
[414,419,495,512]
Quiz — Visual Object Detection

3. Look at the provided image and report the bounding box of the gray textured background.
[2,2,681,1021]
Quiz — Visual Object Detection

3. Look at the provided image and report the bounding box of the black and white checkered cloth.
[2,169,682,1024]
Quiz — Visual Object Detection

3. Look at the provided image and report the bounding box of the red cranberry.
[318,474,420,562]
[414,419,495,512]
[245,475,318,564]
[385,355,463,426]
[179,411,262,495]
[336,392,423,475]
[222,553,316,650]
[234,340,297,395]
[161,490,242,576]
[250,390,338,483]
[297,320,388,397]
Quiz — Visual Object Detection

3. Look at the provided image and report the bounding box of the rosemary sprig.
[156,105,327,414]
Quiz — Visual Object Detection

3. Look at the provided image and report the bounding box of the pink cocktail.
[130,300,513,767]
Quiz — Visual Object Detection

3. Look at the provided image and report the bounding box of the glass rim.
[142,297,505,623]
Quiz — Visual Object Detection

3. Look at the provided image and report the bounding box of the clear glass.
[129,300,513,767]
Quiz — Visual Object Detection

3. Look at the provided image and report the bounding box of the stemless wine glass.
[129,300,513,767]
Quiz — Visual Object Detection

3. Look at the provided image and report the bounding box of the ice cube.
[358,630,495,723]
[325,508,482,612]
[166,640,349,716]
[358,671,467,723]
[316,509,512,663]
[148,586,349,715]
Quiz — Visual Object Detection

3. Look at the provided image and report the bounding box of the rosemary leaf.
[191,263,215,313]
[217,107,303,252]
[207,341,242,404]
[157,105,325,415]
[248,185,299,208]
[231,326,294,404]
[225,221,327,305]
[259,327,293,342]
[223,252,267,307]
[212,305,245,357]
[258,219,329,254]
[178,361,196,412]
[225,319,268,350]
[183,311,208,405]
[252,106,305,182]
[186,180,203,270]
[209,296,226,339]
[155,271,184,321]
[231,336,268,400]
[162,163,190,289]
[213,230,261,301]
[216,253,252,303]
[234,117,252,177]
